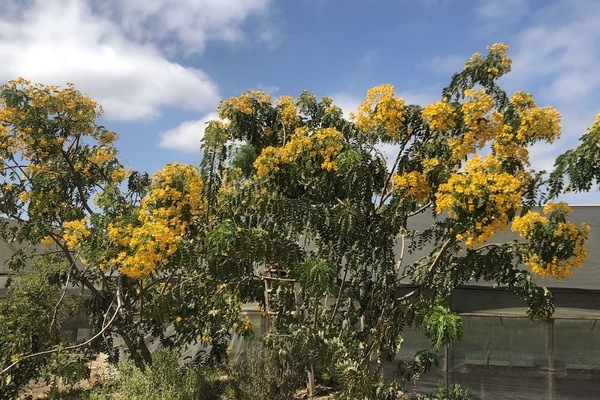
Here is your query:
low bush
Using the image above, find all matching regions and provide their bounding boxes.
[227,342,305,400]
[89,348,221,400]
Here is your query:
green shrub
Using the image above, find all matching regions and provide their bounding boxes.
[228,342,305,400]
[90,348,220,400]
[427,381,471,400]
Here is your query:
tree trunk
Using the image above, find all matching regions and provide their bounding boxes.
[120,331,153,369]
[307,365,315,397]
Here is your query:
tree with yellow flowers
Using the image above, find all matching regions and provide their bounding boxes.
[200,43,592,398]
[0,80,254,397]
[0,43,596,398]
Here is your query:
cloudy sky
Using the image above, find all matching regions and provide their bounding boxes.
[1,0,598,203]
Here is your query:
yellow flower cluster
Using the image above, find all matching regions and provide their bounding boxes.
[242,315,253,332]
[591,112,600,130]
[313,128,345,171]
[253,146,280,178]
[108,163,205,278]
[517,106,561,143]
[449,89,502,160]
[509,91,535,109]
[511,211,548,238]
[423,157,440,173]
[391,171,430,202]
[543,201,572,215]
[218,91,272,118]
[253,127,344,179]
[110,166,131,183]
[487,43,512,76]
[353,84,405,140]
[491,125,529,165]
[511,203,589,279]
[275,95,300,127]
[465,43,512,78]
[0,78,113,159]
[0,123,11,152]
[62,217,90,248]
[89,147,116,165]
[422,101,456,132]
[40,235,55,245]
[492,91,561,166]
[98,130,117,146]
[436,155,523,248]
[24,189,66,219]
[1,79,121,225]
[232,316,254,334]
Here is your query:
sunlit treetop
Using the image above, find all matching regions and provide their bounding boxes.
[0,78,125,244]
[352,83,406,142]
[204,43,589,281]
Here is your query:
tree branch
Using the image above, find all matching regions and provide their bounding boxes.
[49,264,73,331]
[1,287,121,377]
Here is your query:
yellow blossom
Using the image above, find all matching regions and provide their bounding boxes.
[62,217,90,248]
[392,171,430,202]
[449,89,503,160]
[353,84,405,140]
[422,101,456,132]
[108,163,205,278]
[253,126,344,179]
[276,95,300,127]
[437,155,523,247]
[512,205,589,279]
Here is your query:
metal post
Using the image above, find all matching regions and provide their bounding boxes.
[545,318,556,400]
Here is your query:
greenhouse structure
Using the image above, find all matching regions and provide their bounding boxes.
[396,205,600,399]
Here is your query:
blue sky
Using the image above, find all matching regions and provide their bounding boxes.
[0,0,599,203]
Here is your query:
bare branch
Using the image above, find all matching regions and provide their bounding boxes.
[1,287,122,377]
[49,264,73,331]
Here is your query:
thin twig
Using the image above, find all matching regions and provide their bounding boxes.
[1,287,122,376]
[330,267,349,323]
[49,264,73,331]
[428,238,452,274]
[408,202,432,217]
[377,136,411,209]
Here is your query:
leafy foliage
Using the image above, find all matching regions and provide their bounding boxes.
[0,79,256,395]
[0,42,597,397]
[90,348,221,400]
[228,342,305,400]
[549,113,600,195]
[0,262,84,398]
[197,42,593,394]
[424,306,463,351]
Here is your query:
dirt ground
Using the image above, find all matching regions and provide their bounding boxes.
[18,354,109,399]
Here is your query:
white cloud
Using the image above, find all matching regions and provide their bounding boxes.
[500,1,600,179]
[417,54,466,76]
[396,89,439,107]
[0,0,272,122]
[329,92,361,119]
[159,113,218,152]
[101,0,273,55]
[507,1,600,104]
[477,0,529,20]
